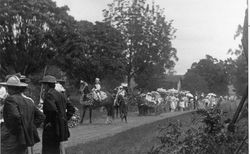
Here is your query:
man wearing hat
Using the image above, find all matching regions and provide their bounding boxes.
[0,75,45,154]
[40,75,75,154]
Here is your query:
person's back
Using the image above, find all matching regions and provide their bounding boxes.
[2,92,44,154]
[44,88,74,141]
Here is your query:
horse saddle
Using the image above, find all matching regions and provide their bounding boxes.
[93,91,108,102]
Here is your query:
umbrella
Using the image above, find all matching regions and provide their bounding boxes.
[207,93,216,97]
[180,90,190,95]
[167,88,178,93]
[186,93,193,97]
[157,88,167,93]
[151,91,160,96]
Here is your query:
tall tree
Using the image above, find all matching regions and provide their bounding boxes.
[0,0,76,79]
[226,9,248,96]
[182,71,209,95]
[103,0,178,91]
[56,21,127,86]
[185,55,229,96]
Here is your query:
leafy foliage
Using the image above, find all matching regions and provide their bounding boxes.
[183,55,229,96]
[0,0,76,79]
[103,0,178,90]
[182,71,209,95]
[224,56,248,96]
[225,8,248,96]
[149,108,248,154]
[55,20,127,86]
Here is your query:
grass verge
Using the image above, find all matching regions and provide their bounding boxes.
[66,112,195,154]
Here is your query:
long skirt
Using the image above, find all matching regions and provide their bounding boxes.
[42,124,60,154]
[1,125,27,154]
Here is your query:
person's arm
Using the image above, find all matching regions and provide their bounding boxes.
[66,100,75,120]
[34,106,45,127]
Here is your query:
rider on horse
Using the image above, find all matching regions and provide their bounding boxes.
[93,78,102,102]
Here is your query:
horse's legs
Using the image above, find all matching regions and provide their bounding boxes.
[124,113,127,123]
[89,107,92,124]
[116,106,119,118]
[80,105,86,124]
[105,105,113,124]
[119,106,123,121]
[125,105,128,123]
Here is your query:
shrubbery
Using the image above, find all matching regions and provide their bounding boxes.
[149,107,248,154]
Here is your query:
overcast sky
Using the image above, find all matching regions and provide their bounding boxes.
[55,0,246,75]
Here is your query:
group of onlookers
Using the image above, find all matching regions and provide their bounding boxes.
[0,74,75,154]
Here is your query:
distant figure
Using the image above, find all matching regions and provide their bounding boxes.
[40,75,75,154]
[93,78,101,101]
[1,76,45,154]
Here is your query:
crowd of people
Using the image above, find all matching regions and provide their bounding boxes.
[0,73,239,154]
[136,88,235,114]
[0,74,75,154]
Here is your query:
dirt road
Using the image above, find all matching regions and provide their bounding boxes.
[33,111,192,154]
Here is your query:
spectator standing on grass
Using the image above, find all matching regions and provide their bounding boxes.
[16,73,40,154]
[40,75,75,154]
[1,75,45,154]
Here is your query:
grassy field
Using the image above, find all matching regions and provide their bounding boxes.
[66,96,247,154]
[66,112,195,154]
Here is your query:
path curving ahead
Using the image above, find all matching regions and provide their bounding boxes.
[33,111,192,154]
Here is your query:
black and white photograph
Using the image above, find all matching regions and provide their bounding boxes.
[0,0,248,153]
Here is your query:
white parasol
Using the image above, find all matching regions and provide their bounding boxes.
[157,88,168,93]
[167,88,178,93]
[207,93,216,97]
[186,93,193,97]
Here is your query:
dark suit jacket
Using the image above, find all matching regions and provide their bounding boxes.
[43,88,75,142]
[2,94,45,148]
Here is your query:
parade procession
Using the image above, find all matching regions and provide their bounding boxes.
[0,0,248,154]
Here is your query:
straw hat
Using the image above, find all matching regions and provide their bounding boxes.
[39,75,57,84]
[95,78,100,83]
[5,73,31,83]
[0,75,28,87]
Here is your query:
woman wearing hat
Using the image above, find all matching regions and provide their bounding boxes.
[1,76,45,154]
[40,75,75,154]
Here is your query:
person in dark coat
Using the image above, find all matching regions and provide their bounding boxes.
[40,75,75,154]
[0,75,45,154]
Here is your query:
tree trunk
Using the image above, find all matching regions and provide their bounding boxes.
[230,86,248,126]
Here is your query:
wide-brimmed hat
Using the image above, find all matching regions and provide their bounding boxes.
[5,73,31,83]
[0,75,28,87]
[39,75,57,84]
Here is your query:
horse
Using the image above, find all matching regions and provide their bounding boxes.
[137,94,159,116]
[113,87,128,122]
[79,82,114,124]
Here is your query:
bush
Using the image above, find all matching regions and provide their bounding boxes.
[149,107,248,154]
